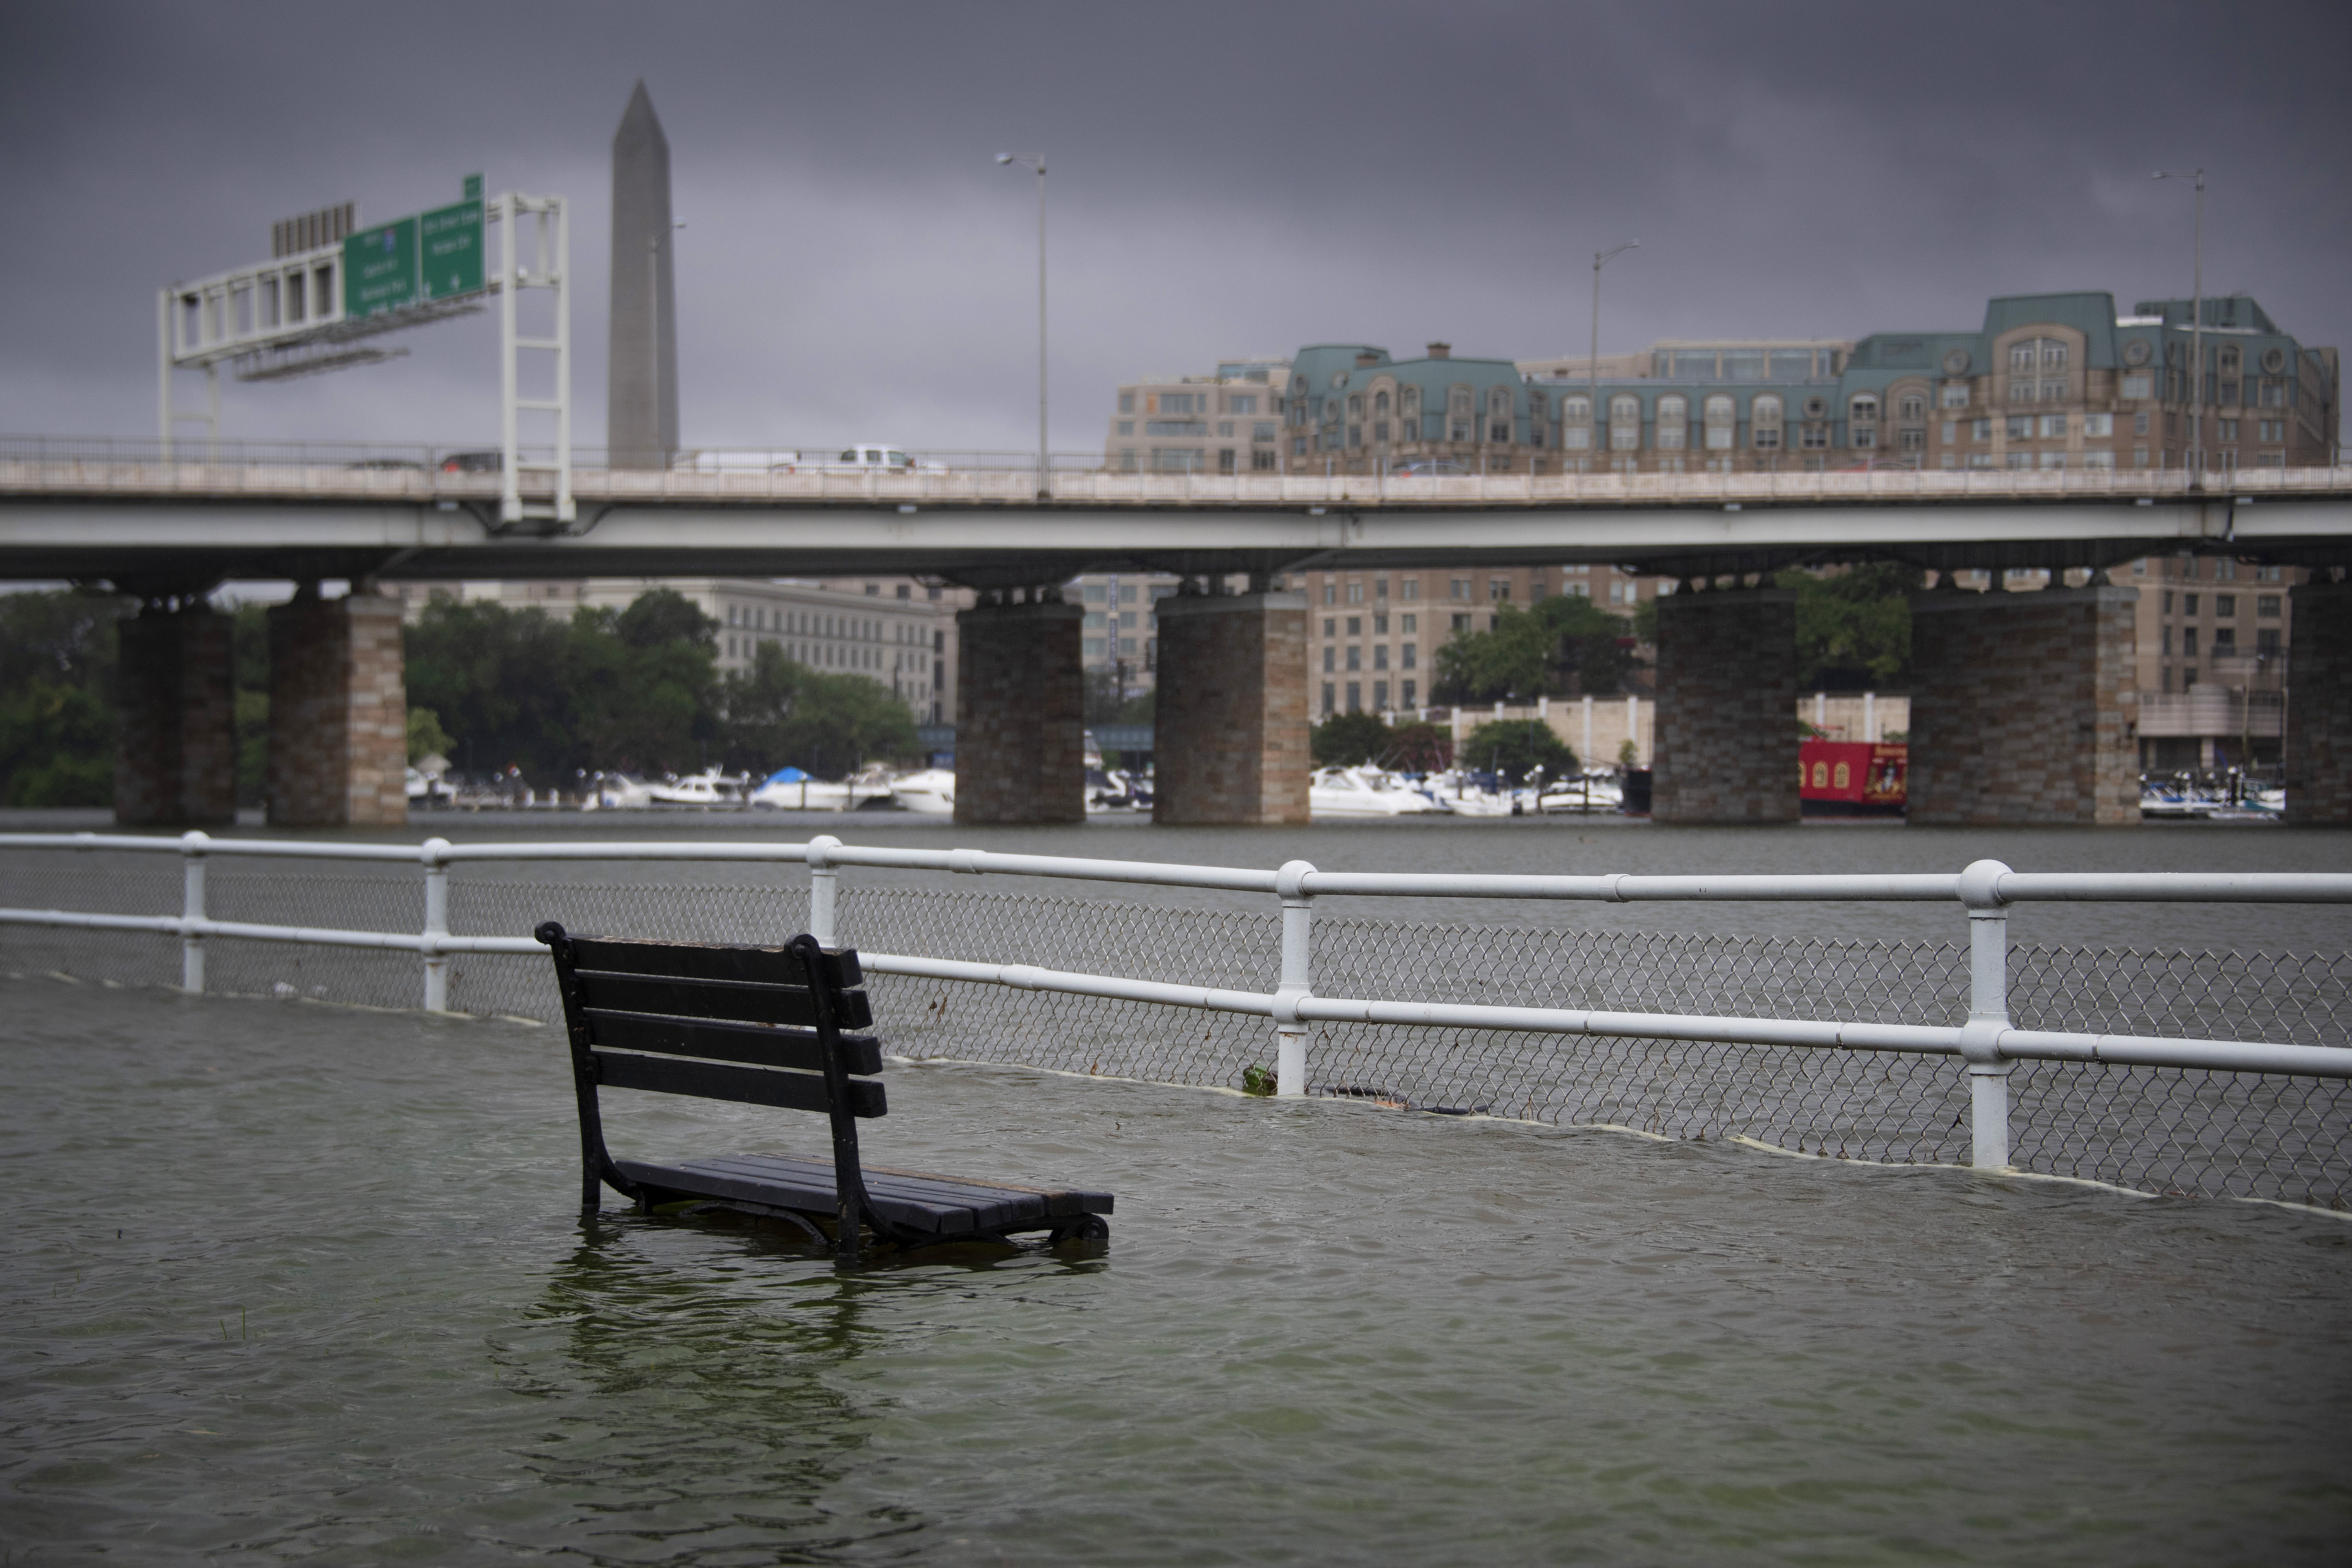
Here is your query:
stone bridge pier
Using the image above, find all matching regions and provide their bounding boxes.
[2286,576,2352,826]
[114,600,237,827]
[1650,583,1800,824]
[1905,580,2140,825]
[264,588,408,827]
[953,592,1086,825]
[1152,585,1310,825]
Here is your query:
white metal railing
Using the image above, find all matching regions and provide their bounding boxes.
[4,448,2349,510]
[5,833,2352,1176]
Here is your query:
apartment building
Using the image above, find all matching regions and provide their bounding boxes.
[1105,357,1290,474]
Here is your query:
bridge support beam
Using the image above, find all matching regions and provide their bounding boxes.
[1153,588,1311,825]
[1907,583,2140,825]
[266,590,408,827]
[953,594,1084,825]
[1652,586,1799,824]
[2286,578,2352,825]
[114,603,236,827]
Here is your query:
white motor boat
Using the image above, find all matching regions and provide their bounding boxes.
[750,768,855,810]
[403,766,452,807]
[1537,771,1625,814]
[586,773,657,809]
[645,769,750,808]
[891,768,956,815]
[1310,766,1447,819]
[1426,769,1512,816]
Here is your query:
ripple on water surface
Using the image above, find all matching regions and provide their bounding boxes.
[2,977,2349,1565]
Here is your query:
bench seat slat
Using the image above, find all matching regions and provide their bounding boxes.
[591,1051,887,1117]
[574,970,875,1030]
[584,1010,884,1075]
[615,1153,1113,1236]
[568,936,863,988]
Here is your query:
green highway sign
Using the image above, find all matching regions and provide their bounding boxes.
[420,199,485,300]
[343,217,417,317]
[462,172,483,201]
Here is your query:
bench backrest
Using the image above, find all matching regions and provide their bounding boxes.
[536,922,887,1236]
[541,926,887,1118]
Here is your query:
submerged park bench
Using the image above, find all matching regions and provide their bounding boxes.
[536,923,1112,1261]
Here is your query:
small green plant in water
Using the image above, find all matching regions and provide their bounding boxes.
[1240,1063,1277,1097]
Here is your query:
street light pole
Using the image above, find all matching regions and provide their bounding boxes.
[2154,170,2203,475]
[997,152,1048,498]
[1591,241,1638,462]
[649,220,686,466]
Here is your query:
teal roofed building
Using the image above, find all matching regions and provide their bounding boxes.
[1258,293,2335,477]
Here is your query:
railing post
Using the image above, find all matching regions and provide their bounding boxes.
[1274,860,1315,1097]
[420,837,451,1012]
[808,834,841,946]
[179,830,208,994]
[1957,858,2016,1170]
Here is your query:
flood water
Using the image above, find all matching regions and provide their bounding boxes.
[4,973,2350,1563]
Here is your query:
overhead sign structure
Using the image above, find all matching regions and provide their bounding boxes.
[161,174,569,525]
[420,198,485,300]
[343,216,419,317]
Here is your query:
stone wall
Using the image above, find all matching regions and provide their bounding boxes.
[1907,584,2139,825]
[1153,591,1310,825]
[953,597,1084,825]
[266,593,408,827]
[114,606,236,826]
[1652,588,1799,823]
[2286,580,2352,826]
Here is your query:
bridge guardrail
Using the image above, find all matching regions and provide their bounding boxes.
[5,443,2349,509]
[2,830,2347,1209]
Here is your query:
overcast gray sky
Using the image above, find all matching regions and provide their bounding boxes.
[3,0,2345,456]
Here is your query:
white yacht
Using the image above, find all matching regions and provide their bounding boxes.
[1310,766,1447,819]
[645,769,750,807]
[890,768,956,815]
[586,773,657,810]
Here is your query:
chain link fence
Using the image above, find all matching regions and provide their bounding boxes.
[3,857,2346,1209]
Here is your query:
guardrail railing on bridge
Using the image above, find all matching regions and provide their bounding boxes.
[3,831,2348,1209]
[6,439,2349,509]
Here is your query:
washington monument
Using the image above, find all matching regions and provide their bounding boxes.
[608,81,678,468]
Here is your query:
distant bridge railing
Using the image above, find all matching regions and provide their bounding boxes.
[5,438,2349,510]
[3,831,2349,1210]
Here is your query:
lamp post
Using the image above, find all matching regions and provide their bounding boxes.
[2154,169,2202,475]
[1590,241,1638,462]
[996,152,1048,498]
[648,220,686,466]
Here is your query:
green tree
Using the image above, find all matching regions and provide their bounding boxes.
[406,705,454,763]
[1772,563,1920,688]
[0,590,128,807]
[1432,595,1635,703]
[402,590,724,783]
[720,642,917,777]
[1460,719,1576,782]
[1311,711,1393,767]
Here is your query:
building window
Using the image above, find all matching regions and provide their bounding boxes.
[2039,414,2067,438]
[1800,425,1827,449]
[1609,394,1640,449]
[2257,595,2281,617]
[1898,393,1926,421]
[1345,646,1361,671]
[2122,373,2153,399]
[2082,413,2112,436]
[2219,418,2239,441]
[2216,594,2236,618]
[1489,579,1510,602]
[1322,682,1336,715]
[1254,422,1276,442]
[1373,421,1390,444]
[1451,612,1470,632]
[2182,627,2198,657]
[1402,387,1421,421]
[1373,645,1389,671]
[2010,378,2037,404]
[1654,394,1687,450]
[1702,394,1734,450]
[2257,628,2281,656]
[1252,450,1277,471]
[1401,643,1416,669]
[1230,394,1258,415]
[2006,414,2031,441]
[1116,421,1133,436]
[1118,393,1134,414]
[1898,427,1925,452]
[1941,384,1970,408]
[1402,580,1419,602]
[1322,647,1335,672]
[1345,682,1361,713]
[1450,578,1470,600]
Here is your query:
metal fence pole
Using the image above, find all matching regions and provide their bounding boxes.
[1274,859,1316,1096]
[179,830,208,993]
[808,834,841,946]
[1957,858,2015,1168]
[420,837,451,1012]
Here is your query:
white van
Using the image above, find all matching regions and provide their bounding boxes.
[777,445,944,475]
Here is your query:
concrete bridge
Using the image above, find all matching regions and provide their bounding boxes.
[6,452,2351,832]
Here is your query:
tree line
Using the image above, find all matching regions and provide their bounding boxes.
[0,587,921,808]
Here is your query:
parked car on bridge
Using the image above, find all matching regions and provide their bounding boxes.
[438,449,502,474]
[1391,460,1472,477]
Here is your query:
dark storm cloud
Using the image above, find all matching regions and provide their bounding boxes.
[2,0,2344,453]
